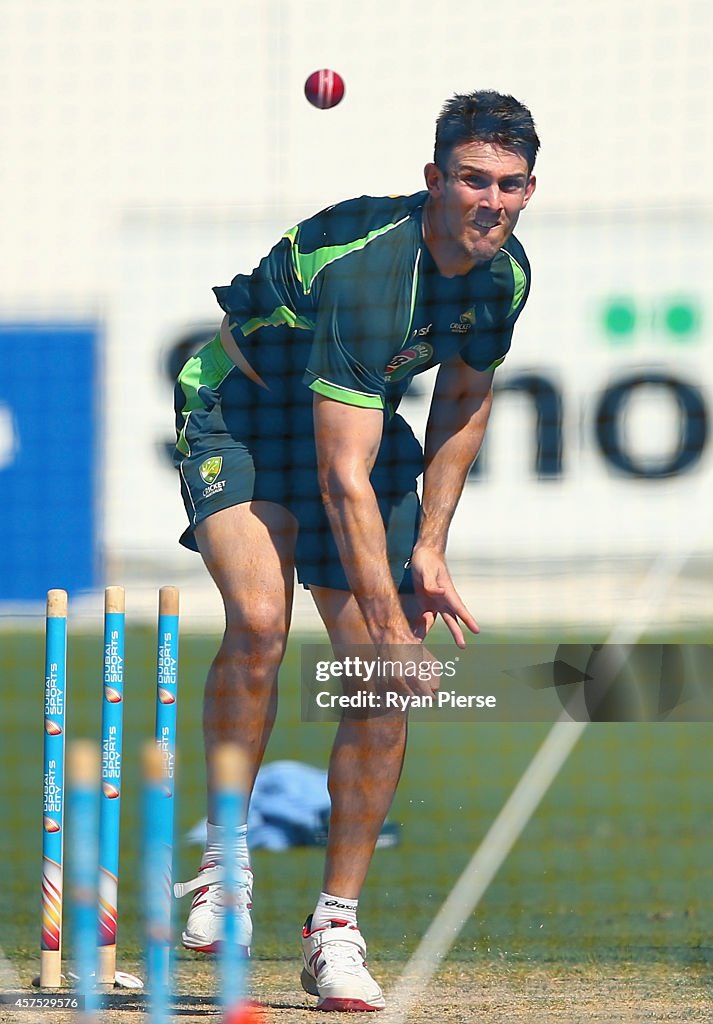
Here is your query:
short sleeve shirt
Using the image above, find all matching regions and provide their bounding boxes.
[213,192,531,411]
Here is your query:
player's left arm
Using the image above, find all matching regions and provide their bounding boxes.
[408,355,495,645]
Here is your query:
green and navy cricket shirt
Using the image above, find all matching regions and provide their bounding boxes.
[212,190,531,412]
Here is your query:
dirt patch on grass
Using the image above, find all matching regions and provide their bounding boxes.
[2,957,711,1023]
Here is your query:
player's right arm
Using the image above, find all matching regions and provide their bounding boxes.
[313,394,439,696]
[313,395,413,645]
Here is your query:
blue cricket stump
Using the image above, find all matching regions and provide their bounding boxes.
[97,586,126,986]
[213,743,250,1017]
[149,586,180,1018]
[67,740,101,1018]
[40,589,68,989]
[143,743,174,1024]
[155,586,179,823]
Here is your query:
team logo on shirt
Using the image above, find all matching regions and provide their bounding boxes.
[384,342,433,382]
[450,307,476,334]
[199,457,223,485]
[412,323,433,338]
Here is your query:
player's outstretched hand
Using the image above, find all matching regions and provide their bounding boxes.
[406,547,479,648]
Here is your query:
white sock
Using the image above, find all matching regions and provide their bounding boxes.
[311,891,359,930]
[202,820,249,869]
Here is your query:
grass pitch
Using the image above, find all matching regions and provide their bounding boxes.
[1,621,712,1020]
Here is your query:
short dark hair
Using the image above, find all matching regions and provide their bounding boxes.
[434,91,540,174]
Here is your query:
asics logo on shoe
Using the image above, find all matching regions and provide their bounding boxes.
[191,885,210,909]
[324,900,354,910]
[309,950,327,976]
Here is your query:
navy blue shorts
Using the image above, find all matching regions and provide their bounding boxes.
[174,338,422,592]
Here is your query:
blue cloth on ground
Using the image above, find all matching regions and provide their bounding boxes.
[185,760,400,851]
[186,760,330,851]
[248,760,331,850]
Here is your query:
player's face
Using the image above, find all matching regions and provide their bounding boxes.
[424,141,536,272]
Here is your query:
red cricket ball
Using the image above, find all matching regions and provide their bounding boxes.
[223,1002,265,1024]
[304,69,345,109]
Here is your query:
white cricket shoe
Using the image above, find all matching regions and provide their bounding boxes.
[173,861,253,955]
[301,915,385,1012]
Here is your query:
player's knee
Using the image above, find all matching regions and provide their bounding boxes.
[222,601,289,668]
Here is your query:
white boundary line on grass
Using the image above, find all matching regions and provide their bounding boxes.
[383,535,704,1023]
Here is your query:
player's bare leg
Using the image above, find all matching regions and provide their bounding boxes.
[175,500,297,954]
[310,585,409,899]
[196,500,298,817]
[300,585,404,1010]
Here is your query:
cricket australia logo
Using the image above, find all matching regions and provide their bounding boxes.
[199,456,226,498]
[384,341,433,382]
[450,307,476,334]
[199,457,223,485]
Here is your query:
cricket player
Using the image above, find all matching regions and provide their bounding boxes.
[173,90,538,1011]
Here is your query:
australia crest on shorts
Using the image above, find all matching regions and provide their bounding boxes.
[199,456,223,485]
